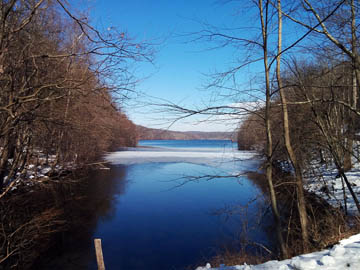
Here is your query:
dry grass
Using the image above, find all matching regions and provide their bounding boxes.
[272,168,360,257]
[201,169,360,269]
[208,246,272,268]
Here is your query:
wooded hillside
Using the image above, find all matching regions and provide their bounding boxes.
[0,0,151,190]
[136,125,236,140]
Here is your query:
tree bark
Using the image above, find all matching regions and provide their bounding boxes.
[260,0,288,259]
[340,169,360,213]
[276,0,309,253]
[344,0,358,171]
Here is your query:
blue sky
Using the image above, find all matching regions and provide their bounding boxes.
[89,0,298,132]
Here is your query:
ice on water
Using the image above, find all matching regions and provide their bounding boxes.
[105,146,258,172]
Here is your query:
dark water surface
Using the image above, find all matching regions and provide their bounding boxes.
[39,140,272,270]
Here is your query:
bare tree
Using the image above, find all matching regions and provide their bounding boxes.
[0,0,153,189]
[275,0,309,253]
[282,0,359,169]
[147,0,291,258]
[286,59,360,214]
[279,0,360,214]
[257,0,289,258]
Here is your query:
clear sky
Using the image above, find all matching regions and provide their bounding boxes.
[89,0,292,132]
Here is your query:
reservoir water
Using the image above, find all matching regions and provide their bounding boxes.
[38,140,272,270]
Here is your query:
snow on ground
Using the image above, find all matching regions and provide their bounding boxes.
[305,160,360,215]
[195,158,360,270]
[195,233,360,270]
[5,163,62,192]
[3,153,73,193]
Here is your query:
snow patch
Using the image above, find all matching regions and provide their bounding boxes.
[196,157,360,270]
[195,232,360,269]
[305,160,360,215]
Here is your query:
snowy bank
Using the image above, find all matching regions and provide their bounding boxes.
[196,233,360,270]
[195,158,360,270]
[306,161,360,215]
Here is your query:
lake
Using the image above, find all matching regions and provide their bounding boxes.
[36,140,272,270]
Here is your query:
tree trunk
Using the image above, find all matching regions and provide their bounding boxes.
[276,0,309,253]
[340,169,360,214]
[260,0,288,259]
[344,1,358,171]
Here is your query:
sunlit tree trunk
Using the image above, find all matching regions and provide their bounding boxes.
[276,0,309,253]
[259,0,288,259]
[344,0,358,171]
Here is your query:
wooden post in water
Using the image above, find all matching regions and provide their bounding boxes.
[94,238,106,270]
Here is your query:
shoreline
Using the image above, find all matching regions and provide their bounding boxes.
[196,158,360,269]
[2,141,360,270]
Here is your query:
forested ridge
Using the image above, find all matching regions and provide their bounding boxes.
[136,125,235,140]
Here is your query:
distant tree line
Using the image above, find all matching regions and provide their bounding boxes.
[136,125,235,140]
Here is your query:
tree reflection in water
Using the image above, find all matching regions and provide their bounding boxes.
[34,163,273,270]
[33,165,128,270]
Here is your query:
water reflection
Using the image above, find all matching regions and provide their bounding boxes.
[33,166,128,270]
[90,162,270,270]
[34,162,273,270]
